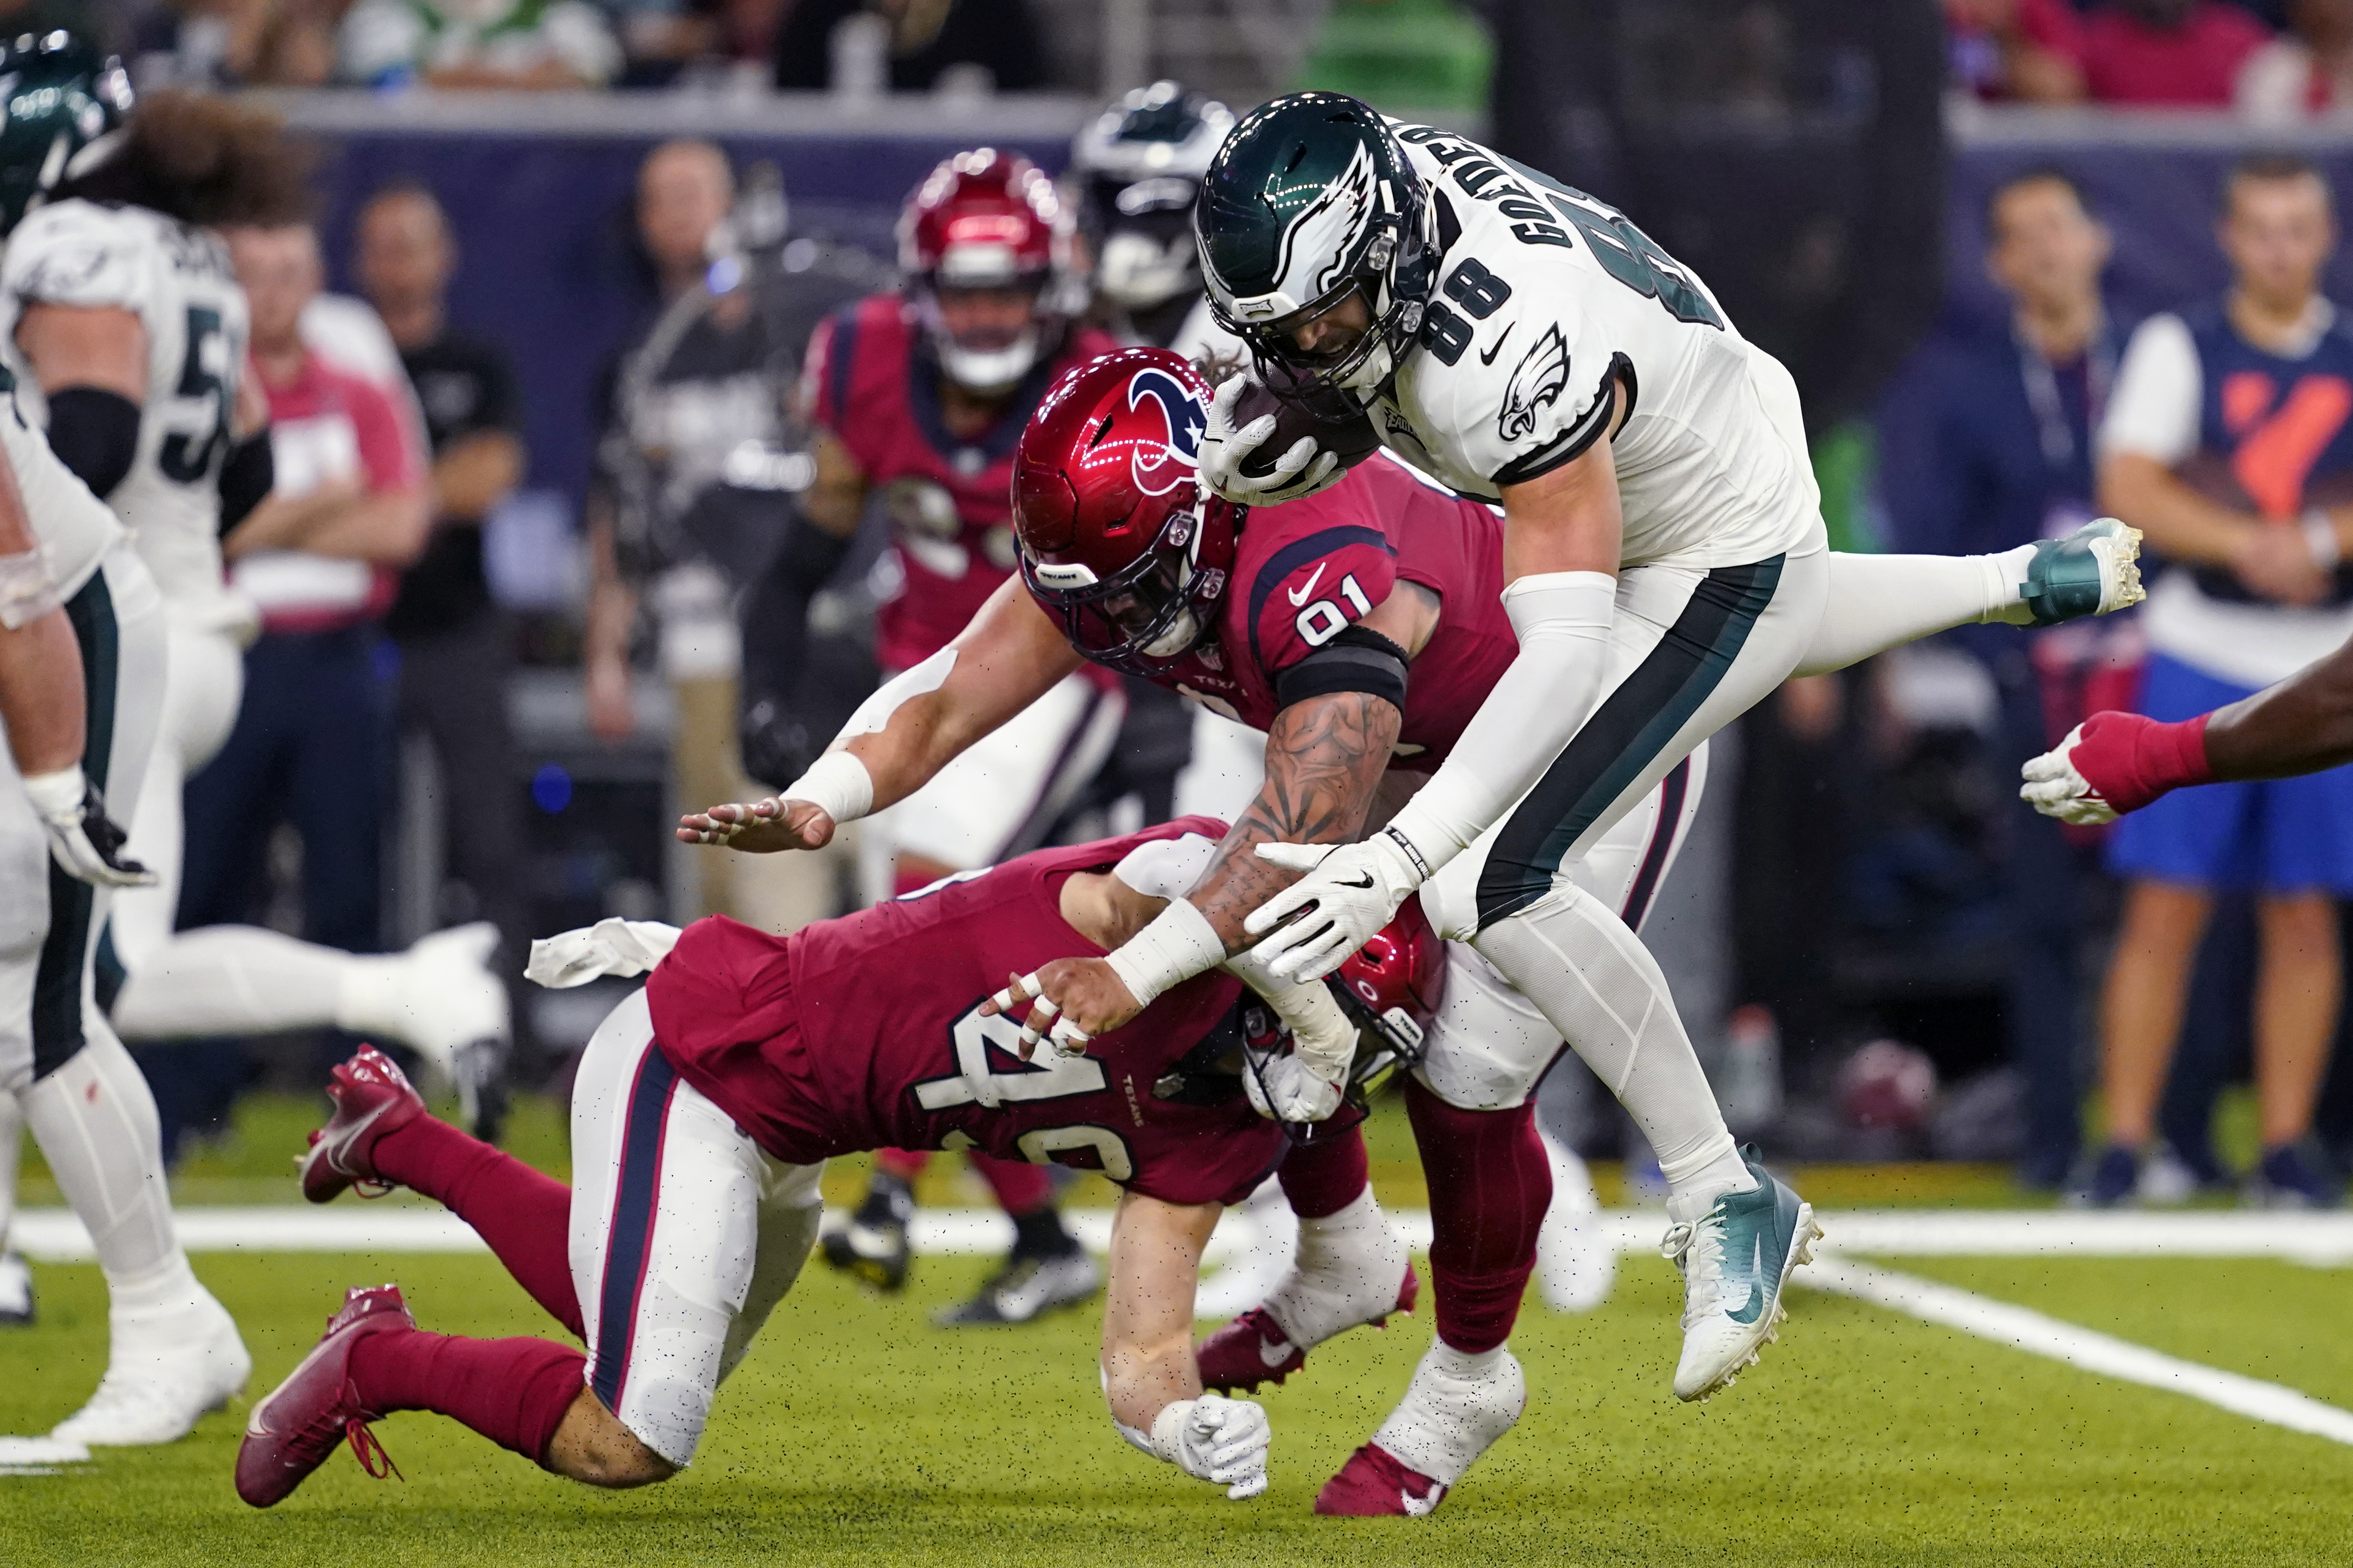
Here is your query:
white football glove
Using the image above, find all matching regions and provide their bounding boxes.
[2019,724,2118,826]
[1154,1394,1271,1500]
[1242,832,1424,982]
[1243,1048,1346,1124]
[1198,376,1344,506]
[23,768,154,888]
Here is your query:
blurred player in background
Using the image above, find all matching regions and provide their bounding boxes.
[240,820,1376,1510]
[0,74,511,1182]
[741,148,1123,1325]
[0,39,252,1442]
[2033,156,2353,1208]
[584,139,881,928]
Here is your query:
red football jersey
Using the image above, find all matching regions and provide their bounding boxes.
[805,294,1121,672]
[1145,453,1519,772]
[644,818,1283,1207]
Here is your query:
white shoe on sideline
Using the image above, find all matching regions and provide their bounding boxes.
[52,1290,251,1446]
[1536,1128,1614,1312]
[0,1250,32,1326]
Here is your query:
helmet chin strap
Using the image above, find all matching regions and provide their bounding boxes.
[937,330,1042,396]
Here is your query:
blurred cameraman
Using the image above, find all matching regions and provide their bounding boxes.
[582,140,880,922]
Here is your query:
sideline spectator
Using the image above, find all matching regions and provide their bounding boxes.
[1944,0,2088,102]
[2079,0,2272,107]
[1885,169,2122,1187]
[771,0,1046,92]
[338,0,622,87]
[355,180,536,1038]
[184,222,429,1017]
[2237,0,2353,120]
[582,140,877,925]
[2087,156,2353,1208]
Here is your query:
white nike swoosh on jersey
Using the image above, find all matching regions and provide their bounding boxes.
[1287,564,1327,606]
[1258,1335,1295,1368]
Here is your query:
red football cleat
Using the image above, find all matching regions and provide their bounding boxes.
[301,1046,426,1204]
[235,1286,414,1510]
[1196,1263,1418,1394]
[1315,1442,1449,1518]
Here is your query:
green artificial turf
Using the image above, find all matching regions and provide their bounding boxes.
[1,1246,2348,1566]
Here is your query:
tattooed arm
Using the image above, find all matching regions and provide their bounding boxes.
[986,582,1443,1044]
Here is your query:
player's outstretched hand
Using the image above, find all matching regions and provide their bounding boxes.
[1242,834,1422,982]
[1162,1394,1271,1500]
[676,796,835,852]
[1199,376,1341,506]
[2019,724,2119,826]
[980,958,1143,1058]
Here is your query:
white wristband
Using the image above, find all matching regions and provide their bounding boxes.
[1104,896,1227,1008]
[21,766,85,822]
[781,750,873,826]
[2304,510,2342,571]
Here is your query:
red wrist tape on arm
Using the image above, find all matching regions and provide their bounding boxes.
[2074,710,2214,814]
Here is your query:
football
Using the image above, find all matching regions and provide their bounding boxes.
[1232,378,1384,481]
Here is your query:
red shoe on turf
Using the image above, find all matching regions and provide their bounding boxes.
[236,1285,413,1508]
[1315,1442,1448,1517]
[301,1046,426,1203]
[1196,1264,1419,1394]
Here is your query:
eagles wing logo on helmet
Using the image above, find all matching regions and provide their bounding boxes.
[1125,366,1207,496]
[1499,324,1572,443]
[1272,140,1378,312]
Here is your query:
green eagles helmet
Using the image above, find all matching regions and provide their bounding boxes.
[0,32,132,236]
[1196,92,1434,421]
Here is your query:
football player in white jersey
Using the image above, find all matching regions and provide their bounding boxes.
[0,61,503,1348]
[0,32,252,1442]
[988,93,2146,1504]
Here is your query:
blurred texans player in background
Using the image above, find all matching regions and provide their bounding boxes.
[239,819,1388,1510]
[736,148,1123,1326]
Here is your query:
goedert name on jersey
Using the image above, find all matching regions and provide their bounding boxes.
[0,199,248,604]
[1371,124,1820,568]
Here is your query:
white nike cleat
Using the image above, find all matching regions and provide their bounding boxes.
[392,922,510,1134]
[53,1289,252,1446]
[1661,1145,1821,1402]
[1536,1127,1615,1313]
[1316,1340,1526,1516]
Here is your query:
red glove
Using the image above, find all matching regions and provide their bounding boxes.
[2066,710,2215,814]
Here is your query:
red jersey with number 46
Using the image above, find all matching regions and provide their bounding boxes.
[805,294,1120,671]
[644,818,1281,1207]
[1143,452,1520,772]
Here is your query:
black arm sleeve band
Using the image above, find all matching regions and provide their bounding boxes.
[217,430,273,534]
[739,510,857,703]
[1273,624,1411,713]
[44,386,142,500]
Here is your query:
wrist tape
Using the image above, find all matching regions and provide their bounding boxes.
[781,751,873,826]
[1105,897,1227,1008]
[21,766,85,823]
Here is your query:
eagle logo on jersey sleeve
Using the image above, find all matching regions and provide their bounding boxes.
[1125,366,1207,496]
[1498,323,1571,443]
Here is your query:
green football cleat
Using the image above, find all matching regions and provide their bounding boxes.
[1661,1146,1822,1402]
[2016,516,2145,626]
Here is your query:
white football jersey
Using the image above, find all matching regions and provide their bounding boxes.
[0,199,250,610]
[1372,124,1821,570]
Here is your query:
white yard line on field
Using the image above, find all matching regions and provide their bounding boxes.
[1796,1254,2353,1447]
[12,1206,2353,1262]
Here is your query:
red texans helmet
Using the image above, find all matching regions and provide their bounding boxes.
[1330,892,1444,1078]
[1013,346,1239,676]
[898,148,1076,394]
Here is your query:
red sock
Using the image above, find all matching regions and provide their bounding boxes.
[875,1148,931,1182]
[1405,1078,1549,1355]
[349,1330,585,1470]
[971,1151,1054,1212]
[1277,1122,1370,1220]
[373,1118,583,1338]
